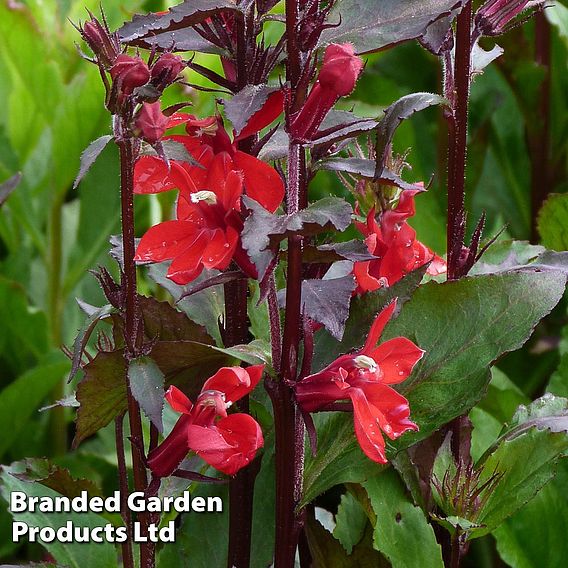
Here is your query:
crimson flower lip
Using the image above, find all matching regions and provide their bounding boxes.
[148,365,265,478]
[353,189,446,294]
[295,300,423,463]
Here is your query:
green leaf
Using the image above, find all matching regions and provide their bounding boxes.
[493,461,568,568]
[128,356,166,433]
[538,193,568,251]
[147,264,225,346]
[320,0,465,54]
[208,339,272,366]
[0,462,116,568]
[364,469,444,568]
[0,354,68,459]
[472,395,568,538]
[384,271,567,444]
[303,412,385,506]
[333,491,368,555]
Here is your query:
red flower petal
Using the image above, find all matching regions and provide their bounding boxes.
[187,414,264,475]
[362,383,419,439]
[233,151,284,213]
[349,387,388,463]
[166,230,210,284]
[165,386,193,414]
[134,220,202,263]
[235,90,284,141]
[362,301,397,355]
[134,156,177,194]
[147,414,192,478]
[202,227,239,270]
[370,337,424,384]
[202,365,264,404]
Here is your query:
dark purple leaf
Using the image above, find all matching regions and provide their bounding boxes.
[128,356,165,433]
[74,350,127,447]
[73,135,113,190]
[317,240,377,262]
[419,15,454,54]
[277,276,356,340]
[119,0,242,44]
[375,93,447,176]
[141,139,203,168]
[241,196,353,280]
[133,27,225,54]
[318,157,427,192]
[310,118,378,147]
[314,265,428,369]
[320,0,466,54]
[67,302,117,383]
[10,458,102,498]
[178,270,245,301]
[0,172,21,207]
[301,276,356,340]
[224,84,279,137]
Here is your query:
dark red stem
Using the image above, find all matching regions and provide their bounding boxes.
[269,1,308,550]
[117,129,152,568]
[115,414,134,568]
[446,2,472,280]
[226,8,261,564]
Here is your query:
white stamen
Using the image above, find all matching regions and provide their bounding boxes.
[191,190,217,205]
[354,355,378,371]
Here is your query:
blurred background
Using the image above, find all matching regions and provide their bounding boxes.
[0,0,567,565]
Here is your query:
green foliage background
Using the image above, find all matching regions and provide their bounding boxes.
[0,0,568,566]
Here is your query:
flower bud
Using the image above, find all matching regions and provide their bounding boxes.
[81,17,120,68]
[475,0,539,36]
[110,54,150,95]
[134,102,169,144]
[318,43,364,97]
[150,53,185,91]
[290,43,363,140]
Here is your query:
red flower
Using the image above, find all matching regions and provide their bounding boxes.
[353,189,446,294]
[133,97,284,214]
[148,365,264,477]
[135,102,169,144]
[295,301,422,463]
[134,152,256,283]
[291,43,363,140]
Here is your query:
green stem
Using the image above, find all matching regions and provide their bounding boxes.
[48,192,67,456]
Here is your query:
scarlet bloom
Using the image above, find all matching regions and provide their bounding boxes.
[134,101,285,214]
[353,189,446,294]
[135,152,255,283]
[295,301,422,463]
[291,43,364,140]
[134,102,169,144]
[148,365,264,477]
[110,54,150,95]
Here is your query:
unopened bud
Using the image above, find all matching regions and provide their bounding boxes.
[475,0,540,36]
[134,102,169,144]
[318,43,364,97]
[81,18,120,68]
[150,53,185,91]
[110,54,150,95]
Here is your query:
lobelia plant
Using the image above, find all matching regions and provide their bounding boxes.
[3,1,568,568]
